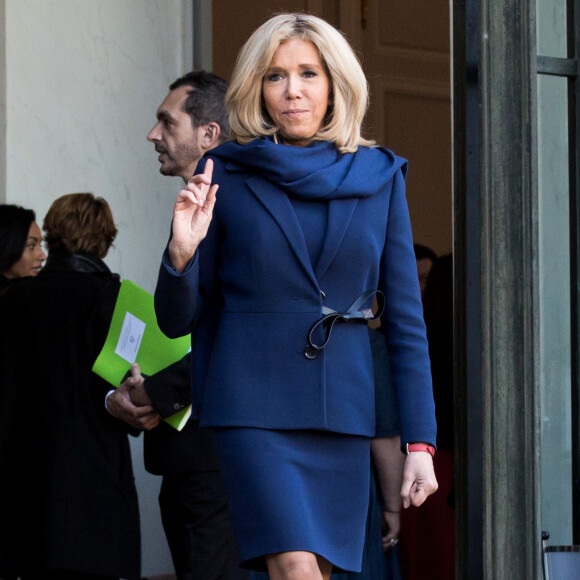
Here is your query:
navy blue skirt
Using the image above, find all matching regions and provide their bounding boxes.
[213,428,371,573]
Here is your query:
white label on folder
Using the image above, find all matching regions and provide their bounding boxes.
[114,312,146,364]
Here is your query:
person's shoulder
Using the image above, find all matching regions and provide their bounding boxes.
[201,141,256,183]
[198,143,235,175]
[0,276,33,304]
[86,270,120,300]
[357,145,407,170]
[204,140,250,167]
[350,145,408,185]
[52,266,120,300]
[65,270,120,318]
[0,276,39,329]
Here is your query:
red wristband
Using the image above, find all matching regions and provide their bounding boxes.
[406,443,435,457]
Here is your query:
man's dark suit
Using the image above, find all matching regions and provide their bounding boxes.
[142,354,247,580]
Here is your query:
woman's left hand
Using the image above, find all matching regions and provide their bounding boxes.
[381,510,400,551]
[400,451,438,508]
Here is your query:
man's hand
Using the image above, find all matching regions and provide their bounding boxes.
[106,364,161,430]
[401,451,438,508]
[128,369,153,407]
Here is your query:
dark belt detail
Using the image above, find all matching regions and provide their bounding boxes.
[303,290,385,360]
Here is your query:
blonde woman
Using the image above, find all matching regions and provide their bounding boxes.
[155,13,438,580]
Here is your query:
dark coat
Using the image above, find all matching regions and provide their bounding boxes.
[0,274,13,297]
[155,138,436,446]
[0,252,140,579]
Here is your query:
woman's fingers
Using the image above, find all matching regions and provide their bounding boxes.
[186,159,214,188]
[204,184,219,211]
[203,157,214,180]
[186,158,213,185]
[186,172,211,186]
[186,174,211,193]
[175,184,218,215]
[178,159,216,208]
[176,186,206,209]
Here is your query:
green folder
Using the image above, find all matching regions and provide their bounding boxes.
[92,279,191,430]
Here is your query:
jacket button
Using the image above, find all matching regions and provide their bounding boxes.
[304,345,319,360]
[173,403,183,410]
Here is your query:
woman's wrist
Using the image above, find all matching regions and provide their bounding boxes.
[382,498,403,513]
[168,240,197,273]
[405,442,436,457]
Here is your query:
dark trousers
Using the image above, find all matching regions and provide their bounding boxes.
[159,471,249,580]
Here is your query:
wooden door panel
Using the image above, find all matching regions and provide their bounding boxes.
[381,90,452,250]
[361,0,452,254]
[212,0,331,79]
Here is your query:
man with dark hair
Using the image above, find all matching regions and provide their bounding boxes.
[168,71,230,140]
[147,70,229,181]
[107,71,246,580]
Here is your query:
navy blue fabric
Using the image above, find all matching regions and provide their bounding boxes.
[369,328,401,438]
[219,332,403,576]
[246,467,402,580]
[154,138,436,446]
[214,428,370,572]
[209,137,408,200]
[289,197,328,268]
[330,467,403,580]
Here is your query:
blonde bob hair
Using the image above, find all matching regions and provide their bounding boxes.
[226,13,374,153]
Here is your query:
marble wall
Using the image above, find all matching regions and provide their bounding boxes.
[4,0,190,293]
[1,0,195,576]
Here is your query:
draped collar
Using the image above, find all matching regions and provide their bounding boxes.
[206,138,407,284]
[207,137,407,201]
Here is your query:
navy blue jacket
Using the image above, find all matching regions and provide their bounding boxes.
[154,138,436,446]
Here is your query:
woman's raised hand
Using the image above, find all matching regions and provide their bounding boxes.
[168,158,219,273]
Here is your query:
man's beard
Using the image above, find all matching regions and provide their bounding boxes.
[158,143,201,178]
[159,159,177,176]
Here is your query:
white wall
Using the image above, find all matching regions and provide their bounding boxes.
[2,0,195,576]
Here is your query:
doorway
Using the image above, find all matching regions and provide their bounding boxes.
[209,1,455,578]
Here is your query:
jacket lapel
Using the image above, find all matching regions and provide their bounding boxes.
[247,176,318,287]
[314,197,359,280]
[247,176,360,286]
